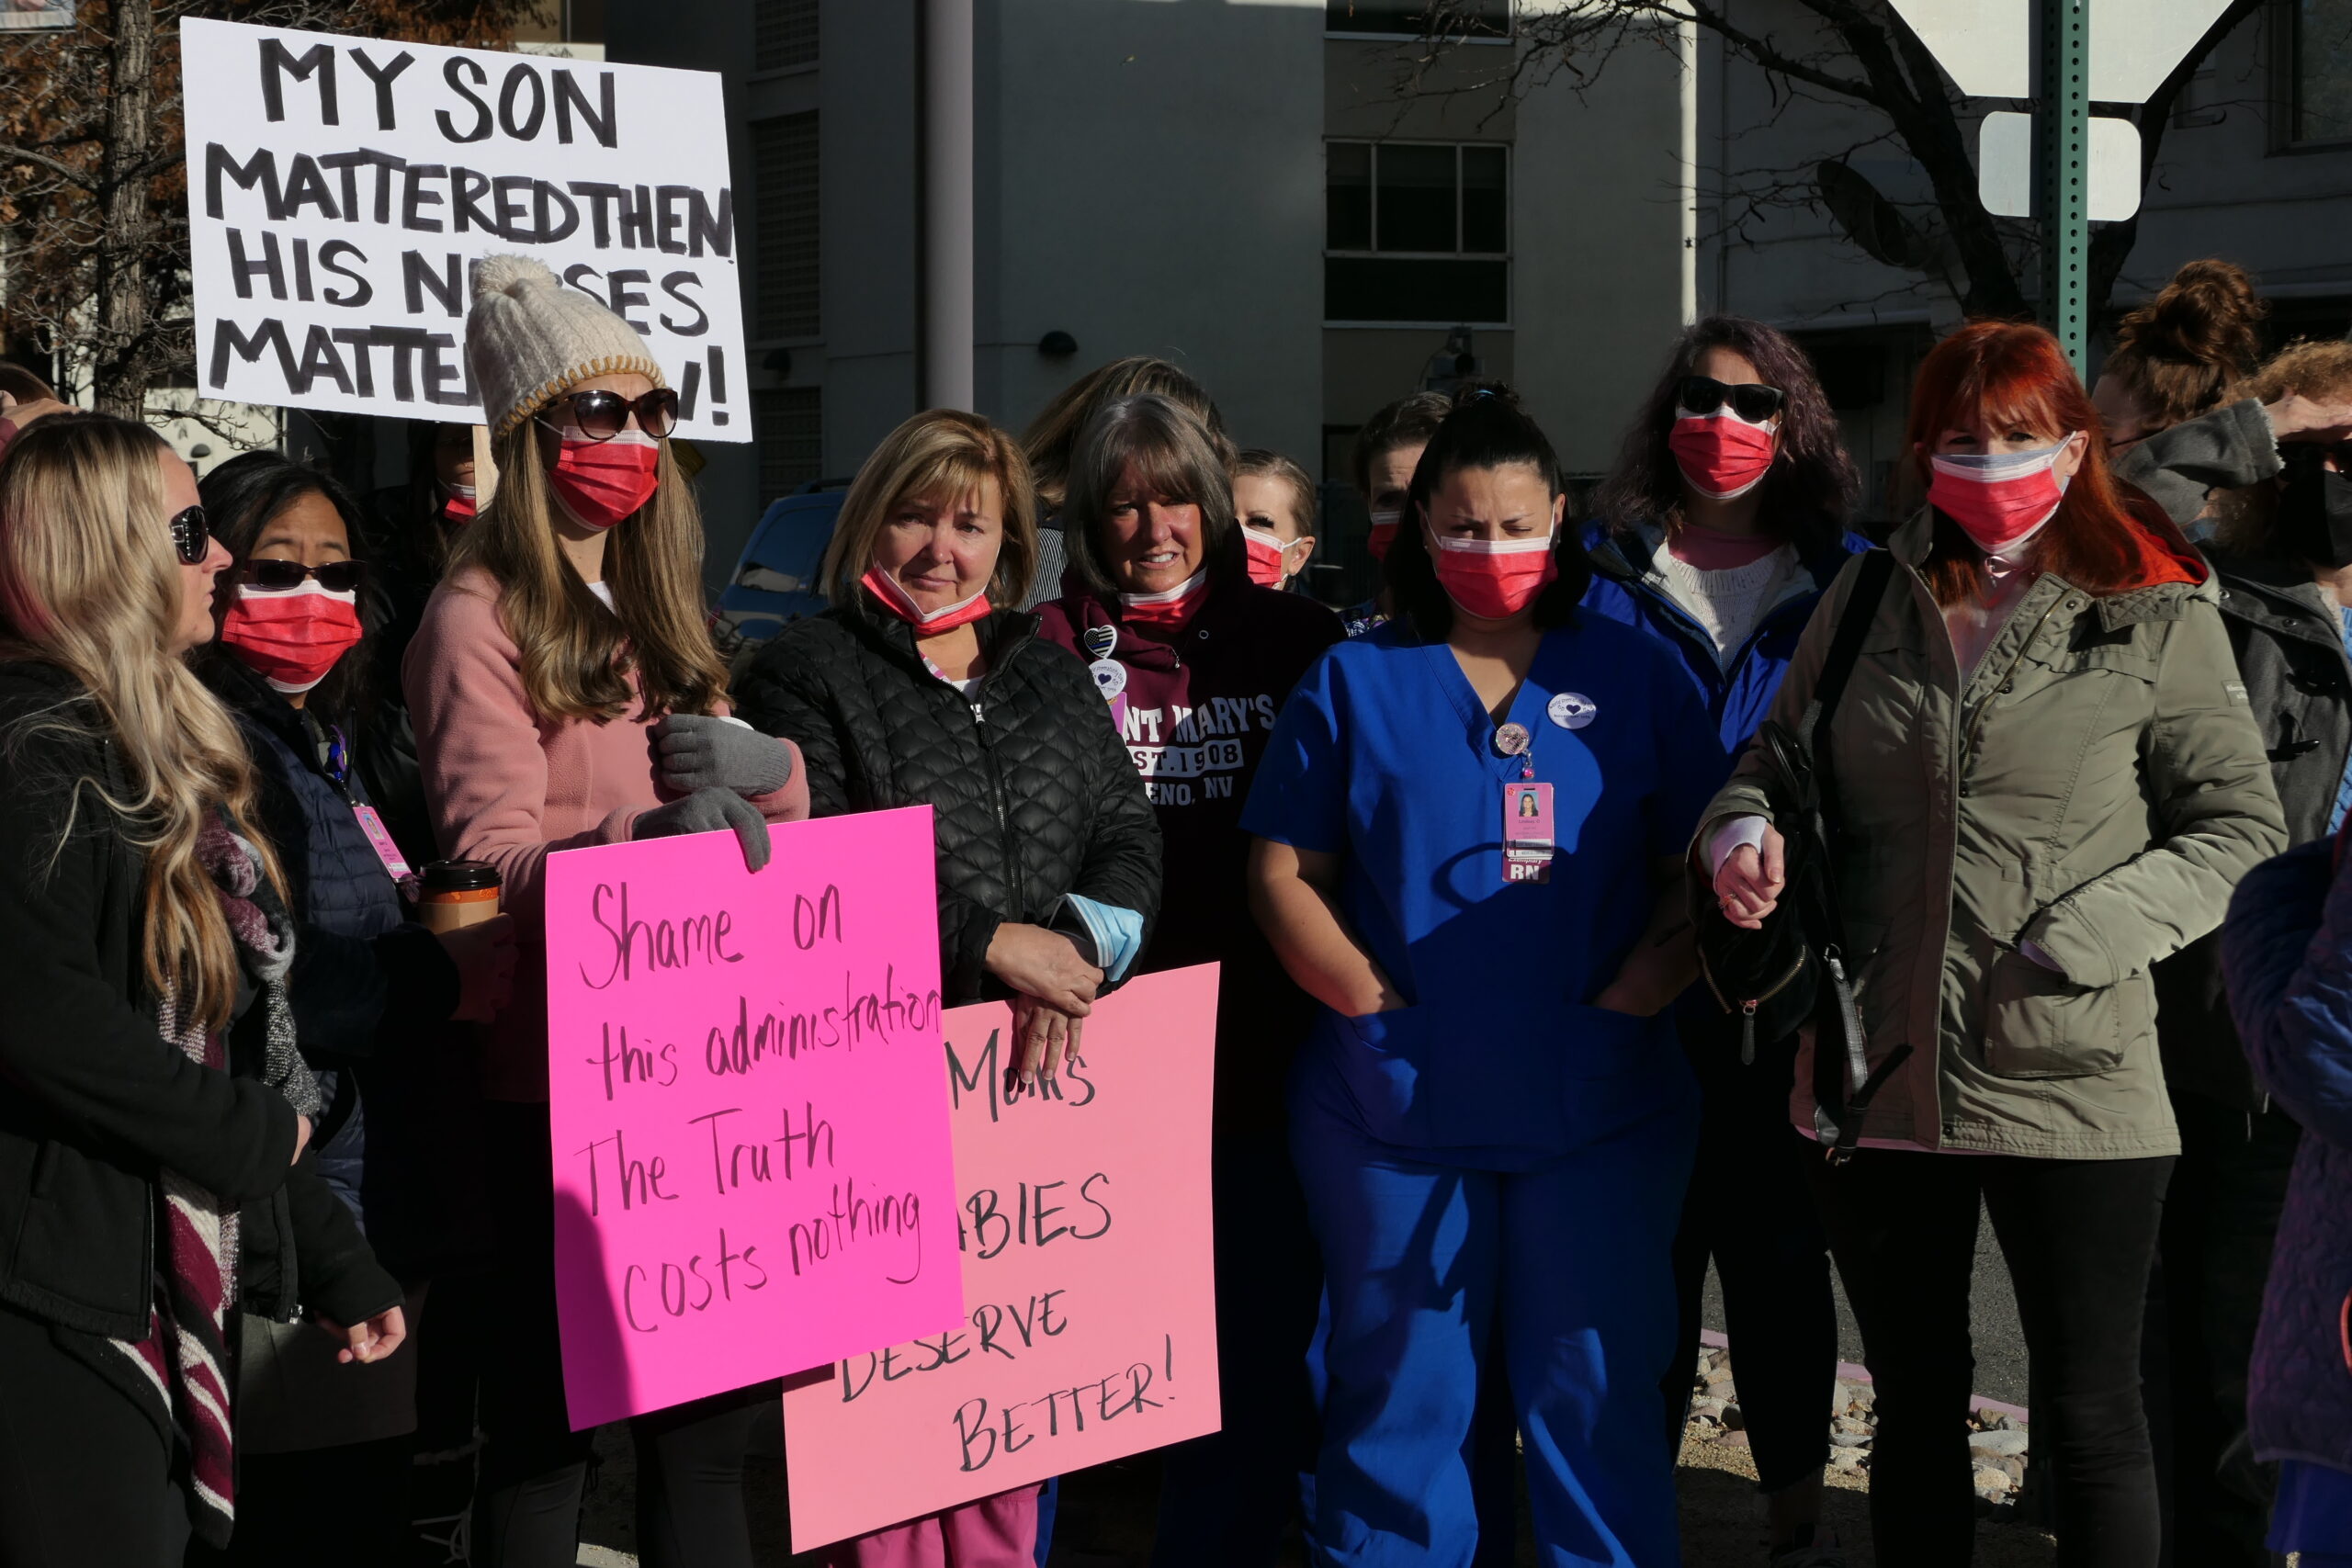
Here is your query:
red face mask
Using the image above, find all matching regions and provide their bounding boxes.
[861,566,992,633]
[1241,525,1292,587]
[545,427,661,530]
[1668,411,1778,501]
[1426,525,1559,620]
[1927,438,2076,556]
[442,481,477,525]
[221,581,363,694]
[1366,509,1401,562]
[1121,566,1212,628]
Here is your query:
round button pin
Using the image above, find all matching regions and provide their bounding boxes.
[1494,722,1532,757]
[1548,692,1598,730]
[1088,660,1127,701]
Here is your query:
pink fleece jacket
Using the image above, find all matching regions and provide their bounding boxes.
[404,566,809,1100]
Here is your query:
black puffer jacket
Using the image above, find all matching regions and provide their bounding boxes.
[736,600,1161,1003]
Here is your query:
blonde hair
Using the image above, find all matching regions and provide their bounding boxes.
[1234,448,1319,539]
[0,413,279,1030]
[2212,339,2352,556]
[446,426,729,724]
[1022,356,1232,516]
[819,410,1040,607]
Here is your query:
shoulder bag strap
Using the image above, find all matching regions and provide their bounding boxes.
[1799,548,1905,1164]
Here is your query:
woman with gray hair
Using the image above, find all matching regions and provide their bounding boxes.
[1036,395,1340,1562]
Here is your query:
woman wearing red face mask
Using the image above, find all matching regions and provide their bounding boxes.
[404,255,811,1568]
[1581,316,1863,1567]
[191,452,516,1568]
[1703,322,2286,1567]
[1245,385,1727,1564]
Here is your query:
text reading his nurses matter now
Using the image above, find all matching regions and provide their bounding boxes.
[543,809,964,1431]
[179,17,751,441]
[781,968,1222,1551]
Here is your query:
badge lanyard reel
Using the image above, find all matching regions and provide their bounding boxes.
[316,718,421,901]
[1496,722,1555,885]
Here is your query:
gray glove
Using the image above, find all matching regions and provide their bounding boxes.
[632,785,773,872]
[650,714,795,799]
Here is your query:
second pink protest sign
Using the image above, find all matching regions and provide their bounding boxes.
[543,806,963,1429]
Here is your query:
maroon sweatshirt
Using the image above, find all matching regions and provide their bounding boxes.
[1035,547,1341,1138]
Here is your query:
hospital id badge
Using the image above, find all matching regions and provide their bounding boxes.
[1502,782,1555,885]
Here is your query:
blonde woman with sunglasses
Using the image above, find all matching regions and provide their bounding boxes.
[0,412,402,1565]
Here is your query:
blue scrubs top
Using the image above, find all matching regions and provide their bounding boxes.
[1243,614,1724,1167]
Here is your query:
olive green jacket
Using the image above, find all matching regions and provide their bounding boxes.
[1700,513,2286,1158]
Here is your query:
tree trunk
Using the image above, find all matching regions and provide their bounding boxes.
[91,0,153,419]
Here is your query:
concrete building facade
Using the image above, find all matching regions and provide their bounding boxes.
[606,0,1694,594]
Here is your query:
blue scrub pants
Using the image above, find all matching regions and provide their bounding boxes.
[1293,1077,1697,1568]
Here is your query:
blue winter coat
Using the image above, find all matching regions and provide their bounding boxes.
[206,658,469,1277]
[2222,838,2352,1474]
[1579,519,1869,759]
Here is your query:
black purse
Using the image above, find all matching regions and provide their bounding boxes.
[1694,548,1911,1163]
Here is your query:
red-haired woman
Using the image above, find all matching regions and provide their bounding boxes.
[1702,322,2284,1565]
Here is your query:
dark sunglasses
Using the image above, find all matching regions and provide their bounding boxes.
[241,558,368,592]
[1678,376,1786,423]
[168,505,210,566]
[540,388,679,442]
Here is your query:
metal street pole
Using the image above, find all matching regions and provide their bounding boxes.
[2036,0,2090,376]
[919,0,976,412]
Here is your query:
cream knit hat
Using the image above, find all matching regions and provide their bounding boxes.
[466,254,667,439]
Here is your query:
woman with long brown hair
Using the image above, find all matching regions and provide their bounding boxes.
[404,256,809,1568]
[0,412,401,1565]
[1706,322,2284,1564]
[1584,314,1863,1566]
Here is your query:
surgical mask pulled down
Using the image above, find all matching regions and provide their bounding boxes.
[1927,436,2079,557]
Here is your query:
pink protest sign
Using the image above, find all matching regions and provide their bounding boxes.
[781,964,1221,1551]
[544,807,964,1430]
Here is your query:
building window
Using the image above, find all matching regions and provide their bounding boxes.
[756,0,819,73]
[753,112,820,341]
[1326,141,1508,325]
[756,389,823,499]
[2287,0,2352,144]
[1325,1,1510,38]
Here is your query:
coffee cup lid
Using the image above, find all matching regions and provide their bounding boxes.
[420,859,502,893]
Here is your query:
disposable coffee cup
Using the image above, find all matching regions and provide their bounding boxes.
[417,860,502,934]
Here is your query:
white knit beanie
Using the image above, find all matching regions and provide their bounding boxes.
[466,254,667,439]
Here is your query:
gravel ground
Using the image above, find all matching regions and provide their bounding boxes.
[569,1359,2066,1567]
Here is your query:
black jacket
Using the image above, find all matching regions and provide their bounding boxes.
[735,601,1161,1004]
[208,657,476,1280]
[0,661,393,1339]
[2154,548,2352,1111]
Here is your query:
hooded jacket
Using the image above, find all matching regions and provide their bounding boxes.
[1035,531,1341,1135]
[1700,509,2286,1156]
[2151,550,2352,1111]
[1581,518,1870,758]
[734,598,1161,1005]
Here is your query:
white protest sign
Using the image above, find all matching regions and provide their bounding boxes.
[180,18,749,441]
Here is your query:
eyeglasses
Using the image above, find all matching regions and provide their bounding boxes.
[538,388,679,442]
[241,558,368,592]
[1678,376,1786,423]
[168,506,210,566]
